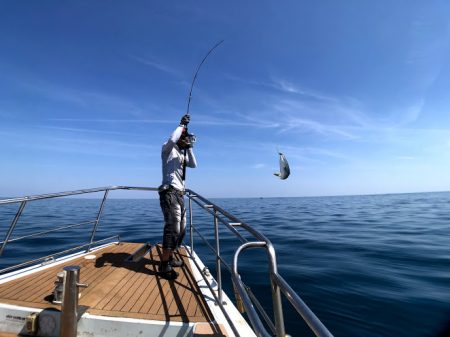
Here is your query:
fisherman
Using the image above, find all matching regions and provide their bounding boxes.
[158,114,197,280]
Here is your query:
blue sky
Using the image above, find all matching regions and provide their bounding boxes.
[1,1,450,198]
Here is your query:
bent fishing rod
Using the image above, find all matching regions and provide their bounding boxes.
[185,39,224,116]
[182,40,224,182]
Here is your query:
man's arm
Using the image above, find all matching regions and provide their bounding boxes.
[162,114,190,154]
[186,148,197,168]
[162,126,184,154]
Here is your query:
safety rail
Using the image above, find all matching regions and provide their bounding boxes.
[0,186,156,261]
[0,186,143,273]
[0,186,333,337]
[185,189,333,337]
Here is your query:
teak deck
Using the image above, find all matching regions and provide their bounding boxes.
[0,242,215,323]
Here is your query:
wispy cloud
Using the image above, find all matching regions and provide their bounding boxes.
[234,97,363,140]
[398,100,424,125]
[130,55,180,77]
[225,72,440,145]
[271,78,339,103]
[260,79,437,142]
[223,73,270,88]
[25,82,86,106]
[49,114,279,128]
[16,79,148,118]
[49,118,174,123]
[252,163,266,169]
[224,74,377,139]
[226,74,339,103]
[30,141,153,159]
[35,125,131,136]
[406,18,450,91]
[1,128,158,159]
[34,71,441,153]
[50,137,155,151]
[269,144,352,162]
[220,112,280,128]
[276,115,359,140]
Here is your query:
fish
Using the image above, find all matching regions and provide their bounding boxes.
[274,152,290,180]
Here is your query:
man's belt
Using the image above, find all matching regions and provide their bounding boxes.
[158,185,185,195]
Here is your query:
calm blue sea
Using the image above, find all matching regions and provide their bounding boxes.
[0,191,449,337]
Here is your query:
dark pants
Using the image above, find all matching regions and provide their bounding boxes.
[159,188,186,250]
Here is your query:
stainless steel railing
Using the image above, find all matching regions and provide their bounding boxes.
[0,186,135,273]
[185,189,334,337]
[0,186,333,337]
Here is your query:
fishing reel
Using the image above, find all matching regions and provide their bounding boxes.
[178,131,197,149]
[186,132,196,145]
[183,132,196,148]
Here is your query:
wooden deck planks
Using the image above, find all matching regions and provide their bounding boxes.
[0,265,55,298]
[0,242,131,304]
[0,242,214,323]
[129,268,158,313]
[169,267,191,319]
[120,265,154,313]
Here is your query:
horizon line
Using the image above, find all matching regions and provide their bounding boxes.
[1,189,449,201]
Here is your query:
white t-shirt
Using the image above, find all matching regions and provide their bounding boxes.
[161,126,197,191]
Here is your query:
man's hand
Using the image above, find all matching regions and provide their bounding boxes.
[180,114,190,127]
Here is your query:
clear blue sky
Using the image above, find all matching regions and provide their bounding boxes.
[1,1,450,198]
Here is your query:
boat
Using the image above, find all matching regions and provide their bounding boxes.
[0,186,333,337]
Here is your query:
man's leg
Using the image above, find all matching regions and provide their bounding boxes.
[169,193,185,267]
[175,207,186,248]
[159,191,179,279]
[160,227,178,279]
[161,248,172,264]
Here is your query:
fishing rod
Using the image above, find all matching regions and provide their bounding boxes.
[185,39,224,116]
[182,39,224,182]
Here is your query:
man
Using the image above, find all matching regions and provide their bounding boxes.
[158,114,197,279]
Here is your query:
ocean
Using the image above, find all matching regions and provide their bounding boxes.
[0,191,449,337]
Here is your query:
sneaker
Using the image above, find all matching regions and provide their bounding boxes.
[159,269,179,280]
[159,261,179,280]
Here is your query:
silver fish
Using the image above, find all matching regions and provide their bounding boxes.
[274,152,290,180]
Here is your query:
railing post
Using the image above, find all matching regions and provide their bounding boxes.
[86,189,109,252]
[267,244,285,337]
[189,196,194,254]
[60,265,87,337]
[232,241,273,337]
[214,208,224,305]
[0,200,27,256]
